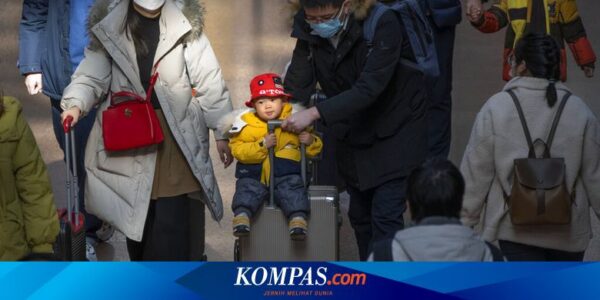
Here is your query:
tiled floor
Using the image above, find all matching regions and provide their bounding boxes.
[2,0,599,261]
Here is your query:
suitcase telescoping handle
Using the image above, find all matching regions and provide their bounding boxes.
[63,116,80,227]
[267,120,308,208]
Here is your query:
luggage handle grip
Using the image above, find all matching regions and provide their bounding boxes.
[62,116,74,133]
[267,120,308,208]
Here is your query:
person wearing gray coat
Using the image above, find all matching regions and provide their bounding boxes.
[60,0,233,260]
[461,34,600,261]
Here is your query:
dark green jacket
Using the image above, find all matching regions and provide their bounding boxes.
[0,96,59,261]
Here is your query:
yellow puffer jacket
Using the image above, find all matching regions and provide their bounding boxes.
[229,103,323,185]
[0,97,59,260]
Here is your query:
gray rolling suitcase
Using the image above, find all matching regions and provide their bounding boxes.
[234,120,341,261]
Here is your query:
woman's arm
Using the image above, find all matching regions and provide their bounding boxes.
[460,106,496,227]
[186,34,233,141]
[61,46,112,116]
[581,110,600,219]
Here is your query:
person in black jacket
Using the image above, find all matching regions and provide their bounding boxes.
[282,0,428,260]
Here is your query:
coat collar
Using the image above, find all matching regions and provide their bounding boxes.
[291,0,375,42]
[503,76,571,93]
[87,0,205,94]
[88,0,205,51]
[415,216,462,226]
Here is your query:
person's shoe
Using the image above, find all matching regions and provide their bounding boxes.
[86,241,98,262]
[233,214,250,237]
[289,217,307,241]
[96,222,115,243]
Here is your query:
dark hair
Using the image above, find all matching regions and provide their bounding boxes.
[513,33,561,107]
[300,0,345,9]
[406,158,465,223]
[123,1,149,56]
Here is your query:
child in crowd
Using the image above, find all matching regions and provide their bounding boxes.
[0,94,59,260]
[225,73,322,241]
[467,0,595,81]
[369,158,503,261]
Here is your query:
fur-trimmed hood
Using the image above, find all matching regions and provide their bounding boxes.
[287,0,377,21]
[87,0,205,51]
[217,103,306,137]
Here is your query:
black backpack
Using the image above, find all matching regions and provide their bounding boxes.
[364,1,440,78]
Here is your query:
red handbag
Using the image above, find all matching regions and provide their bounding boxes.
[102,72,164,151]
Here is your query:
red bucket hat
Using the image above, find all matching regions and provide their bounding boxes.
[245,73,292,108]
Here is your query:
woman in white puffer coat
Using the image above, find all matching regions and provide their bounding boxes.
[60,0,233,260]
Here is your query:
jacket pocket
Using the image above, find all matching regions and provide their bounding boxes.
[95,143,136,178]
[189,98,210,144]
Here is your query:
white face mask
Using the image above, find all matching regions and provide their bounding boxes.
[134,0,166,10]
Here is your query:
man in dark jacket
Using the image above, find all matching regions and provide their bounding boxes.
[283,0,428,260]
[18,0,109,261]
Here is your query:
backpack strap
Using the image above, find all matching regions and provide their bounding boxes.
[507,90,536,158]
[485,241,505,262]
[363,2,389,50]
[545,91,572,157]
[371,238,395,261]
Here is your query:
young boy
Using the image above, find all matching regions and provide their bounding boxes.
[466,0,596,81]
[369,158,503,261]
[227,73,323,241]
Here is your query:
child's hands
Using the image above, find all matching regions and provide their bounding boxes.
[263,133,277,149]
[299,132,314,145]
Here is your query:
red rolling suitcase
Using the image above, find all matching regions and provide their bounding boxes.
[54,116,87,261]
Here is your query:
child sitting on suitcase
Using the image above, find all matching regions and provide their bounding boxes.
[225,73,323,241]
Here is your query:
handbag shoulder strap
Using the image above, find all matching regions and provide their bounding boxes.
[507,90,535,158]
[545,91,572,155]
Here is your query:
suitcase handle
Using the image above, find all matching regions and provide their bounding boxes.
[267,120,308,208]
[63,116,80,227]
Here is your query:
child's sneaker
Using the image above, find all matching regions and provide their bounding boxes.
[233,213,250,237]
[289,216,308,241]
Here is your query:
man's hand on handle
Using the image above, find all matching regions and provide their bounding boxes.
[282,107,321,134]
